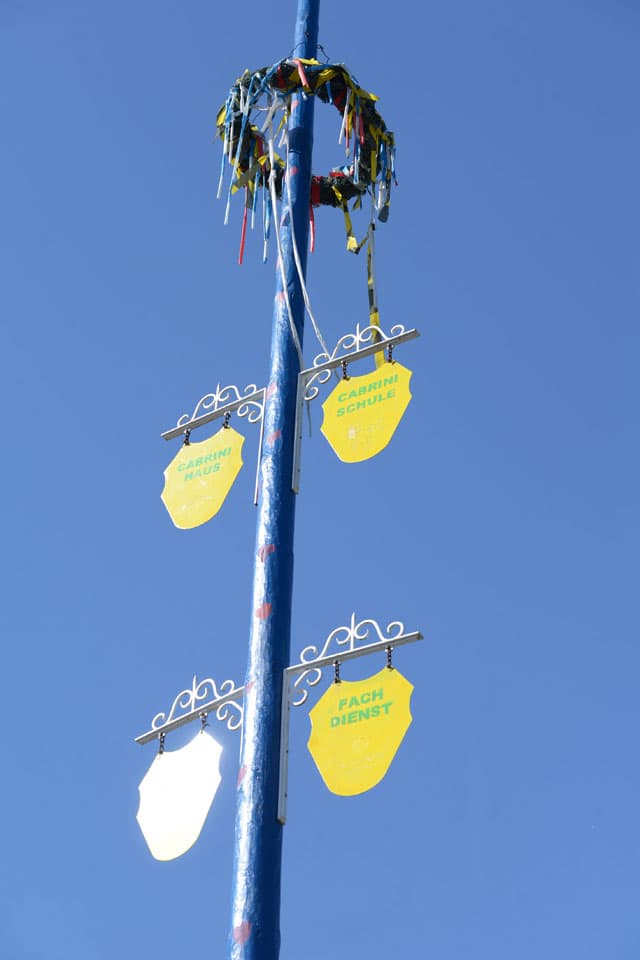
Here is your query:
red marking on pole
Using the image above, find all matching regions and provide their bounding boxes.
[245,680,255,694]
[266,382,277,398]
[237,765,247,788]
[258,543,276,562]
[255,603,272,620]
[266,430,281,447]
[289,165,299,177]
[233,921,252,945]
[276,291,285,302]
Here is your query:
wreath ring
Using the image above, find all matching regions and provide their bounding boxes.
[216,58,396,231]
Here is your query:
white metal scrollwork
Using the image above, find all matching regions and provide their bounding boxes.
[290,613,406,705]
[175,382,264,431]
[152,676,244,731]
[303,323,410,401]
[135,675,245,744]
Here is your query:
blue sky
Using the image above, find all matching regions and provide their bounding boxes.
[1,1,639,958]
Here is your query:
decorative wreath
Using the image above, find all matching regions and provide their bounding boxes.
[216,58,396,255]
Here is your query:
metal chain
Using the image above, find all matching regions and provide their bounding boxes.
[223,411,231,429]
[386,645,394,670]
[387,342,394,364]
[341,359,349,381]
[158,732,166,754]
[333,659,341,683]
[183,429,192,446]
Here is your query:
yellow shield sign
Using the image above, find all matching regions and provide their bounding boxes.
[161,426,244,529]
[320,362,412,463]
[307,667,413,796]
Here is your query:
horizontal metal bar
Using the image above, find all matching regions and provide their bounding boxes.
[299,328,420,382]
[161,390,265,441]
[135,687,245,744]
[285,631,423,680]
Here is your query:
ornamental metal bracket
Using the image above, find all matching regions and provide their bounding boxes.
[277,613,423,824]
[162,382,266,505]
[135,675,245,746]
[292,323,420,493]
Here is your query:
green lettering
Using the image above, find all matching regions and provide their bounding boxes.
[330,716,340,728]
[382,701,393,715]
[348,696,360,709]
[338,698,347,711]
[347,711,358,723]
[371,688,384,702]
[360,692,371,704]
[358,708,370,721]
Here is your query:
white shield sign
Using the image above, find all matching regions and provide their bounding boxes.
[136,729,223,861]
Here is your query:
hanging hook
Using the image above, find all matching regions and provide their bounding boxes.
[200,712,209,731]
[223,410,231,429]
[386,645,394,670]
[158,732,166,754]
[341,359,349,381]
[333,659,341,684]
[183,429,192,446]
[387,342,394,364]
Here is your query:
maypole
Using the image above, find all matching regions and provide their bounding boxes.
[229,2,319,959]
[135,5,424,960]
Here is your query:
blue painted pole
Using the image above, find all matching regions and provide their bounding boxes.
[228,3,319,960]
